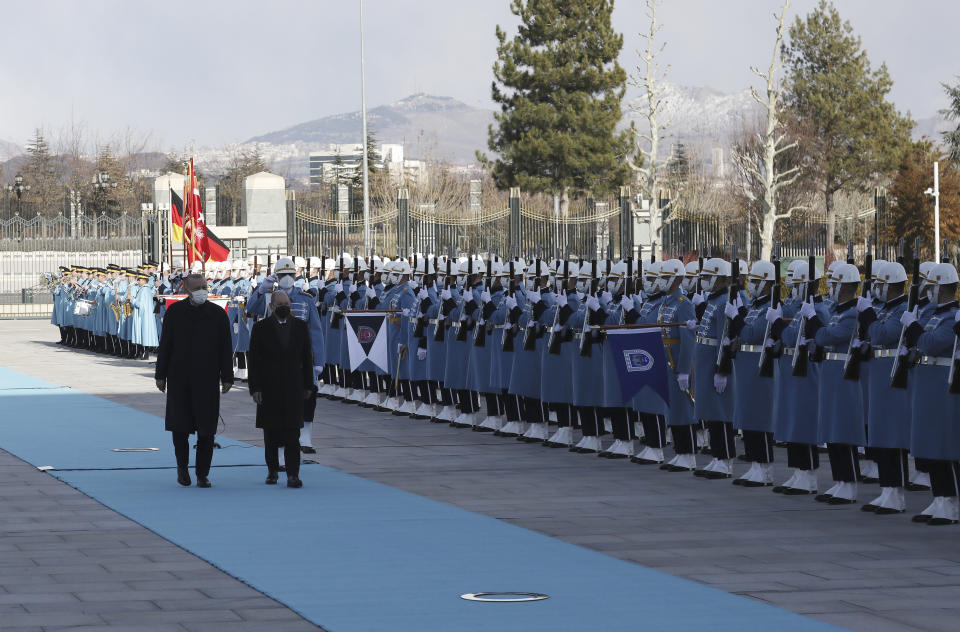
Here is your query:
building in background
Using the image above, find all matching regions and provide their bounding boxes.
[309,143,425,186]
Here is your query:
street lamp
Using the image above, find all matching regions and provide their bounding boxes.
[6,174,30,217]
[925,160,940,261]
[91,172,117,216]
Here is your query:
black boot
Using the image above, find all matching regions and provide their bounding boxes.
[177,466,191,486]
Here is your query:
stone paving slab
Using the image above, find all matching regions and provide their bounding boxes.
[3,320,960,630]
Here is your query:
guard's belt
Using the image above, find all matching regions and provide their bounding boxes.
[696,336,719,346]
[782,347,796,356]
[823,352,849,361]
[919,355,952,367]
[872,348,899,358]
[739,344,763,353]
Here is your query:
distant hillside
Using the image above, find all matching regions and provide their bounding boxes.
[0,138,23,162]
[247,93,494,163]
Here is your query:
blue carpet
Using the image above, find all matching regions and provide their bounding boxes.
[0,365,840,631]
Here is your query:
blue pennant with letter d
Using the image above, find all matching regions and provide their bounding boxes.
[605,328,670,406]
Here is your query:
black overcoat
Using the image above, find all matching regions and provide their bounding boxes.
[155,299,234,435]
[248,315,314,430]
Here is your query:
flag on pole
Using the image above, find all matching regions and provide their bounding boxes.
[344,311,390,372]
[604,328,671,405]
[205,228,230,262]
[169,189,184,243]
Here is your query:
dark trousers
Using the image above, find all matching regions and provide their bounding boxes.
[549,403,574,427]
[504,393,522,421]
[826,443,861,482]
[873,447,909,488]
[609,408,634,441]
[928,460,960,497]
[522,397,546,424]
[786,443,820,471]
[172,432,214,477]
[576,406,604,437]
[264,427,300,478]
[303,390,317,422]
[742,430,775,464]
[671,424,697,455]
[457,389,479,413]
[235,352,246,370]
[706,420,736,460]
[640,413,666,448]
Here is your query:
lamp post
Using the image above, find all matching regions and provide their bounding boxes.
[91,172,118,215]
[359,0,371,257]
[6,174,30,217]
[925,161,940,262]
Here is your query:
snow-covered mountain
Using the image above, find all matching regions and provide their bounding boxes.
[0,137,23,162]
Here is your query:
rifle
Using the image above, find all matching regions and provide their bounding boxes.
[896,238,905,265]
[502,259,518,351]
[473,257,493,347]
[523,256,542,351]
[547,258,569,355]
[757,243,782,378]
[330,254,345,328]
[843,236,873,380]
[579,259,599,357]
[715,243,739,374]
[890,238,921,389]
[791,240,817,377]
[456,252,474,342]
[434,249,454,342]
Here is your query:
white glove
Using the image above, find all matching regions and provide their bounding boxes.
[505,295,518,311]
[526,320,536,329]
[724,301,740,319]
[799,300,817,320]
[856,295,873,313]
[691,292,705,306]
[418,288,428,300]
[764,337,775,348]
[258,275,276,294]
[618,296,632,310]
[441,287,452,301]
[765,304,782,324]
[481,289,492,303]
[409,279,419,290]
[586,295,601,312]
[528,288,542,303]
[553,324,563,332]
[900,307,918,328]
[955,309,960,322]
[334,282,343,294]
[366,286,377,299]
[556,292,568,308]
[402,308,411,318]
[416,347,427,361]
[685,319,699,331]
[437,312,445,321]
[397,343,403,356]
[677,373,689,391]
[314,365,323,381]
[601,290,612,304]
[713,373,728,394]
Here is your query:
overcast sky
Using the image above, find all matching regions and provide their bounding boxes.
[0,0,956,151]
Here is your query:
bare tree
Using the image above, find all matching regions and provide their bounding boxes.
[737,0,805,261]
[629,0,671,255]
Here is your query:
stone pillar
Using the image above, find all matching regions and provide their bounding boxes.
[243,172,287,253]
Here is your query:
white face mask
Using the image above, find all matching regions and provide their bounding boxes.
[642,276,658,295]
[606,279,618,294]
[927,285,940,304]
[576,279,590,293]
[278,275,295,290]
[748,279,764,297]
[190,289,208,305]
[700,275,716,293]
[680,277,697,293]
[827,282,840,302]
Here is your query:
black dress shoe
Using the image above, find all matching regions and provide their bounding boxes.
[861,503,879,512]
[177,468,191,487]
[927,517,958,526]
[265,471,279,485]
[740,480,773,488]
[874,506,905,515]
[278,465,286,473]
[664,464,694,472]
[693,469,709,477]
[732,478,745,485]
[826,496,856,505]
[631,457,661,465]
[300,446,316,454]
[912,513,932,523]
[906,482,931,492]
[814,493,834,502]
[287,476,303,488]
[703,470,732,480]
[772,485,787,494]
[782,487,815,495]
[736,454,751,462]
[196,476,211,488]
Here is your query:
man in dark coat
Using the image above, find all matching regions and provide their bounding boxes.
[155,274,234,488]
[248,290,315,488]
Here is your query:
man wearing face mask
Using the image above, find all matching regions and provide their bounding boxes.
[630,260,670,464]
[155,274,234,488]
[248,290,314,487]
[246,257,324,454]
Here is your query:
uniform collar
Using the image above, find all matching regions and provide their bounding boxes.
[884,294,907,308]
[935,300,958,314]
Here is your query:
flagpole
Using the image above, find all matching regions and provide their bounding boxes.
[359,0,371,258]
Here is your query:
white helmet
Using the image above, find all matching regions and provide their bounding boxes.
[747,260,776,297]
[787,259,822,300]
[681,260,700,293]
[308,256,321,270]
[870,259,887,281]
[232,259,245,271]
[657,259,684,293]
[735,259,749,277]
[642,261,662,295]
[826,262,860,301]
[576,261,596,293]
[274,257,296,276]
[917,260,937,296]
[605,261,628,294]
[825,260,843,282]
[926,262,960,304]
[699,258,730,293]
[294,256,306,269]
[394,259,412,277]
[874,261,907,302]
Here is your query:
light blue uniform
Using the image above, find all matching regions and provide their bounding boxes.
[811,299,864,445]
[539,292,582,405]
[508,290,555,399]
[908,301,960,461]
[732,294,774,433]
[864,294,909,449]
[657,290,695,426]
[694,291,735,423]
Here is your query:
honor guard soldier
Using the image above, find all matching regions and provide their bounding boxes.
[631,260,669,464]
[515,259,555,442]
[542,260,581,447]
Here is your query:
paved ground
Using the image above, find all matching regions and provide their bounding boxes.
[3,319,960,631]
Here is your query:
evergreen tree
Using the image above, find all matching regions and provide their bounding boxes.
[23,128,63,216]
[942,76,960,165]
[888,139,960,248]
[481,0,633,215]
[782,0,912,257]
